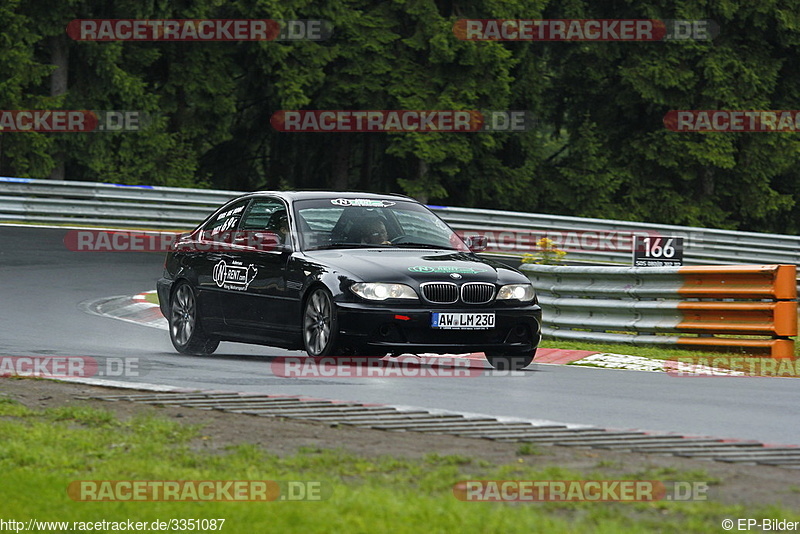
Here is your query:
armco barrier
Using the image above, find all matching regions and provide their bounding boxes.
[0,176,239,229]
[2,176,800,268]
[521,264,798,358]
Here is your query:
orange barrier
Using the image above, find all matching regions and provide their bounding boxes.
[677,265,796,358]
[677,264,797,300]
[675,338,796,359]
[524,264,797,358]
[676,301,797,336]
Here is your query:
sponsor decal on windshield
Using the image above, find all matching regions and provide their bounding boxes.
[330,198,396,207]
[408,266,488,274]
[213,260,257,291]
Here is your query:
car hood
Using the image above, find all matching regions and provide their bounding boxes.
[303,248,527,285]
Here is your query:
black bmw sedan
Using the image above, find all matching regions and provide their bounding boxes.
[157,191,542,369]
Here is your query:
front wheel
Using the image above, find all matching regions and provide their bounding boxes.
[484,351,535,371]
[303,287,340,356]
[169,282,220,356]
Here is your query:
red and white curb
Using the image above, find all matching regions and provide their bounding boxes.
[569,353,747,375]
[84,291,167,330]
[86,291,747,375]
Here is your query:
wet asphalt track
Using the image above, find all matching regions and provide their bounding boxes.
[1,225,799,445]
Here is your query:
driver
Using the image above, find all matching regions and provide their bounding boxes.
[267,210,289,243]
[359,218,391,245]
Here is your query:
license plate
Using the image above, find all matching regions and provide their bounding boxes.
[431,312,495,330]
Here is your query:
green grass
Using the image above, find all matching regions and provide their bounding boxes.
[1,400,797,533]
[516,443,541,456]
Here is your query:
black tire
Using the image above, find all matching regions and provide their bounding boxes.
[303,287,340,356]
[484,350,535,371]
[169,282,220,355]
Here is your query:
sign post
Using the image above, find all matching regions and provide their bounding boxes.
[633,235,684,267]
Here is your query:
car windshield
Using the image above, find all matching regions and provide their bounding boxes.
[293,198,470,252]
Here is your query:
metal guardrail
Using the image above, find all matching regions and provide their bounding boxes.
[0,177,239,229]
[2,176,800,268]
[522,264,798,358]
[442,207,800,266]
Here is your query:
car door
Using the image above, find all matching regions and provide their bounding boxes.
[175,198,251,334]
[220,197,295,341]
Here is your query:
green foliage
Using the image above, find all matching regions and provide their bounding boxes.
[2,0,800,232]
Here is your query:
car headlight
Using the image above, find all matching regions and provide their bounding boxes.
[350,283,418,301]
[496,284,536,302]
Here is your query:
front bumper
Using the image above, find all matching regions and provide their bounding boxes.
[335,301,542,354]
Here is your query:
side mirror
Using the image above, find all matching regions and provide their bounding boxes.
[464,235,488,252]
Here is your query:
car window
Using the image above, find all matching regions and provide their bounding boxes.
[293,198,469,251]
[201,199,249,241]
[240,198,292,246]
[240,199,283,229]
